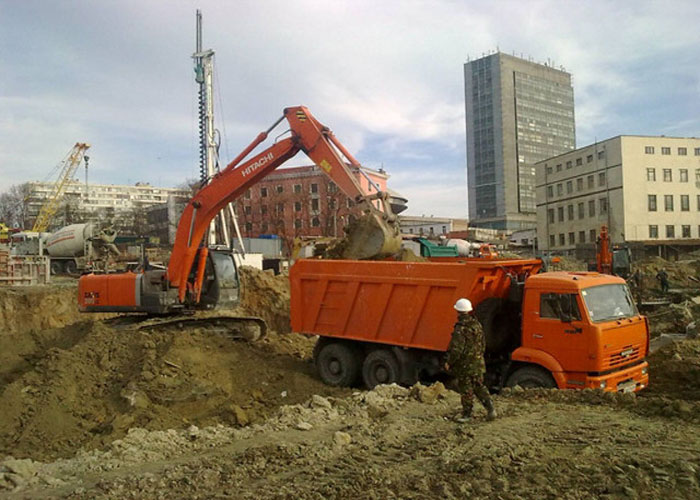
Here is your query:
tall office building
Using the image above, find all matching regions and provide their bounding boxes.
[464,52,575,230]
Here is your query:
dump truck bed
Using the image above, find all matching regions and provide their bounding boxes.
[290,258,541,352]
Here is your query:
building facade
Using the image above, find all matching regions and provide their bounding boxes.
[398,215,469,237]
[27,180,190,230]
[465,52,575,230]
[536,136,700,255]
[234,164,390,254]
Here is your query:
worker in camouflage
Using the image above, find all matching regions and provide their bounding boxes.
[446,298,496,423]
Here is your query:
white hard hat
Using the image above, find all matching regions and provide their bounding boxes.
[454,298,473,313]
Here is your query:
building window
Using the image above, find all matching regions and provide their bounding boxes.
[587,154,593,163]
[576,158,583,166]
[648,195,657,211]
[682,225,691,238]
[678,147,687,156]
[578,202,584,219]
[244,205,251,215]
[311,198,320,211]
[590,229,596,242]
[661,147,671,155]
[245,222,252,232]
[294,219,302,229]
[556,184,563,196]
[666,225,675,238]
[696,169,700,183]
[566,161,572,169]
[664,195,674,211]
[579,231,586,243]
[244,190,252,199]
[645,146,655,154]
[598,172,606,186]
[311,183,318,194]
[695,148,700,156]
[568,232,575,245]
[329,198,336,209]
[587,175,594,189]
[681,194,690,211]
[567,205,574,220]
[261,205,268,215]
[276,202,285,213]
[663,168,672,182]
[566,181,573,194]
[276,185,284,193]
[547,186,554,198]
[261,223,268,233]
[649,225,658,239]
[312,217,320,227]
[577,178,583,191]
[599,198,608,214]
[557,206,564,222]
[556,164,562,172]
[548,209,554,223]
[260,187,268,198]
[697,194,700,211]
[546,165,553,175]
[680,169,688,182]
[646,168,656,181]
[588,200,595,217]
[328,181,338,193]
[294,201,302,212]
[347,198,354,208]
[559,234,565,246]
[549,235,555,247]
[597,151,605,159]
[294,184,302,194]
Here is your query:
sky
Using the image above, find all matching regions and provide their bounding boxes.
[1,0,698,218]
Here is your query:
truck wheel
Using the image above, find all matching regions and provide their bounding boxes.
[50,261,64,275]
[506,366,557,389]
[64,260,78,274]
[316,342,361,387]
[362,349,400,389]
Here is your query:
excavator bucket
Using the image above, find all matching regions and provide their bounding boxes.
[337,211,402,260]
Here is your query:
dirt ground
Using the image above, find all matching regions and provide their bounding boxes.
[2,266,700,498]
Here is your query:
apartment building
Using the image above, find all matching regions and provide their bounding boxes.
[398,215,469,237]
[536,136,700,255]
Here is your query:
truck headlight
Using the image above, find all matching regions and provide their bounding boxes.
[599,381,607,389]
[642,367,648,375]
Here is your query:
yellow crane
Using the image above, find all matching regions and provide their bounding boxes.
[31,142,90,232]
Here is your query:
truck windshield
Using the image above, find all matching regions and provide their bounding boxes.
[581,284,638,323]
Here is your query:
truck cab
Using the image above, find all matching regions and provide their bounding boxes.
[510,272,649,392]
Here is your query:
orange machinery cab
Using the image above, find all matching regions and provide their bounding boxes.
[78,249,242,314]
[515,271,649,392]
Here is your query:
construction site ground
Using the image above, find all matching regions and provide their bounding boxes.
[1,263,700,499]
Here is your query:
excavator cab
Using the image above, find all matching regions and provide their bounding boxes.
[190,248,241,310]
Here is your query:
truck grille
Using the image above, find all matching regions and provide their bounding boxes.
[606,345,641,369]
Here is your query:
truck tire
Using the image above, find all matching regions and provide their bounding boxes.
[316,342,361,387]
[50,260,64,275]
[64,260,78,274]
[506,366,557,389]
[475,298,519,355]
[362,349,400,389]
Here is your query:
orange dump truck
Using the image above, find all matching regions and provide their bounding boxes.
[290,258,649,392]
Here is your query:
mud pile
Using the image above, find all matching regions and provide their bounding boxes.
[237,266,291,334]
[0,283,82,335]
[4,383,700,499]
[645,337,700,401]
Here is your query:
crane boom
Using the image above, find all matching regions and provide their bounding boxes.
[32,143,90,232]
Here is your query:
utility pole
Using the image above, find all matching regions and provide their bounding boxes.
[193,9,230,247]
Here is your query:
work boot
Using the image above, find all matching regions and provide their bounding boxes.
[485,400,497,421]
[455,414,471,424]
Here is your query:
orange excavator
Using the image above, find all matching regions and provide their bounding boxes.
[78,106,402,337]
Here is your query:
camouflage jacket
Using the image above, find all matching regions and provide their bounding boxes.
[446,313,486,377]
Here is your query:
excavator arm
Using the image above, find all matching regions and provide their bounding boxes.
[167,105,401,304]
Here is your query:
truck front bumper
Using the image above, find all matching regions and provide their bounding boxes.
[585,360,649,393]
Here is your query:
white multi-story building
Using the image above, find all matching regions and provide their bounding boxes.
[399,215,469,237]
[536,135,700,256]
[27,180,190,222]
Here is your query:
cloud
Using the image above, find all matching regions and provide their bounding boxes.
[1,0,698,219]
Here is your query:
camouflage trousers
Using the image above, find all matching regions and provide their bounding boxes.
[455,374,492,417]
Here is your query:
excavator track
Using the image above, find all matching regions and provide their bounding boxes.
[105,314,267,341]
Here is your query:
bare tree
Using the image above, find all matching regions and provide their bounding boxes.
[0,183,32,229]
